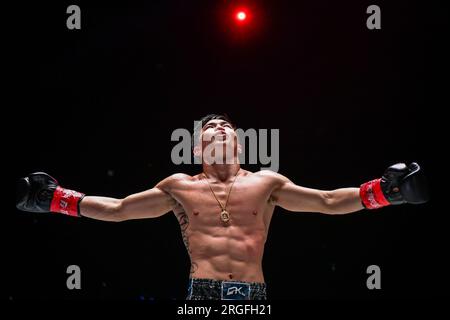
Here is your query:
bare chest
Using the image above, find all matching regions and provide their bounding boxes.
[171,177,275,232]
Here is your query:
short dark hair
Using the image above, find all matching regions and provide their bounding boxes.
[192,114,236,150]
[197,113,235,130]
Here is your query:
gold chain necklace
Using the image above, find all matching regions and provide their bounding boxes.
[202,168,240,224]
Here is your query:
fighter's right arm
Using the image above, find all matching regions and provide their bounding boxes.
[80,186,176,222]
[16,172,179,222]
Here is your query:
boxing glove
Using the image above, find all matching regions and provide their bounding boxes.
[16,172,85,217]
[360,162,429,209]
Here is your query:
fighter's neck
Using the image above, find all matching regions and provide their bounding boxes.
[202,163,241,182]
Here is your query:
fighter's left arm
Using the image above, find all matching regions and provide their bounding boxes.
[269,173,363,215]
[268,162,429,215]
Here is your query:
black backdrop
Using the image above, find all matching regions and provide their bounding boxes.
[7,0,446,301]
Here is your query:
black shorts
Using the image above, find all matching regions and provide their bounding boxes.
[186,278,267,300]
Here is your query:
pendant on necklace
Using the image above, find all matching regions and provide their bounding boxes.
[220,210,230,223]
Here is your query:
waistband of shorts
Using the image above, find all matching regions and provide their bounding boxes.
[189,277,266,289]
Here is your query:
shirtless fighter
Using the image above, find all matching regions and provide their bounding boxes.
[16,114,429,300]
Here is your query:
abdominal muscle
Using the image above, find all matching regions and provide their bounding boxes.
[187,225,267,283]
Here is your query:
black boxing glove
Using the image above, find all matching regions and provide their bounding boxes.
[360,162,429,209]
[16,172,85,217]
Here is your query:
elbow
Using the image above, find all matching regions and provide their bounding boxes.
[111,199,128,222]
[321,191,340,215]
[321,190,359,215]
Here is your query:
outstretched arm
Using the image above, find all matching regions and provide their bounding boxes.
[80,186,177,222]
[270,173,363,215]
[269,162,429,215]
[16,172,179,222]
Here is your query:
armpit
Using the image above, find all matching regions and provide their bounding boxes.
[172,201,185,214]
[268,195,277,206]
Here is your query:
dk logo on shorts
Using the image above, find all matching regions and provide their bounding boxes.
[221,282,250,300]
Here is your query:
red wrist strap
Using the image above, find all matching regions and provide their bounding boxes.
[360,178,390,209]
[50,186,85,217]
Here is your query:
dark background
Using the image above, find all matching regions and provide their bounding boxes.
[7,0,447,300]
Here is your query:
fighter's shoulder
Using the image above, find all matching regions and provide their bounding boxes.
[252,170,292,184]
[155,173,194,190]
[167,173,194,181]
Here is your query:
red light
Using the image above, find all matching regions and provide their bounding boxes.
[225,5,264,41]
[236,11,246,21]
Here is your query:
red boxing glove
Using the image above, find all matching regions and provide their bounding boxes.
[50,186,85,217]
[360,178,390,209]
[360,162,430,210]
[16,172,85,217]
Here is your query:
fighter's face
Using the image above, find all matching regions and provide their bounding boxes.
[193,119,241,161]
[200,119,236,146]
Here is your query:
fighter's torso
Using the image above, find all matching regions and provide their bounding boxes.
[166,169,280,282]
